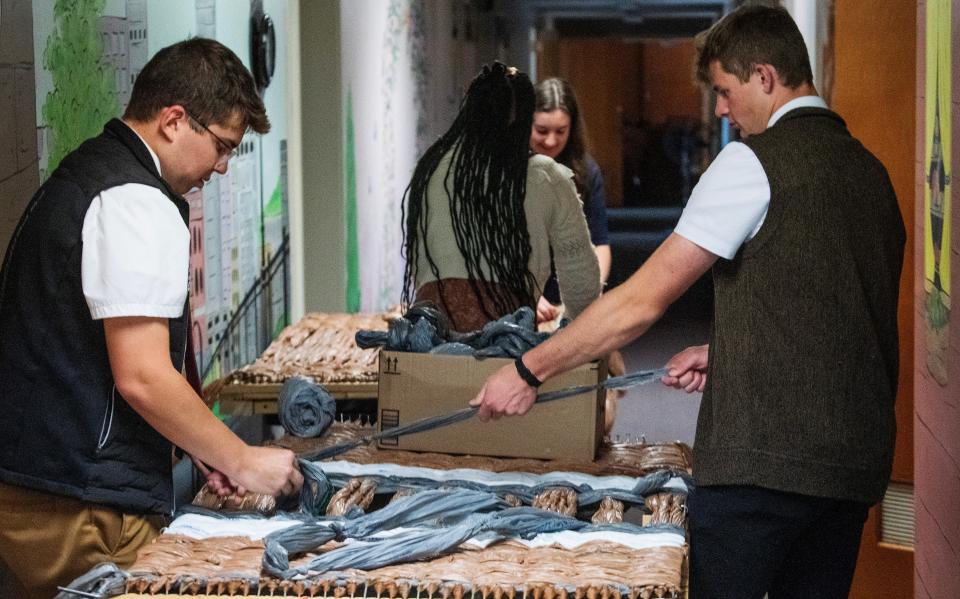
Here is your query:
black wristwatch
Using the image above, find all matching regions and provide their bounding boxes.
[514,356,543,388]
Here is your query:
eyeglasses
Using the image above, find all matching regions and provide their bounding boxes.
[184,110,240,164]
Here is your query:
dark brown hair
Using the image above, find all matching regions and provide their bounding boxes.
[695,4,813,89]
[534,78,591,203]
[124,38,269,134]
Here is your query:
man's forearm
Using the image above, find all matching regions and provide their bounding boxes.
[117,366,249,476]
[105,316,303,497]
[523,233,717,382]
[523,278,662,381]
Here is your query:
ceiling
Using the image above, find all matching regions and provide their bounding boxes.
[521,0,733,39]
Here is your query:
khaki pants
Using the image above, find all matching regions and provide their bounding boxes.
[0,482,164,599]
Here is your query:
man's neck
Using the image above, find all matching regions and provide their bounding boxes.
[770,82,819,116]
[122,118,154,147]
[121,118,163,175]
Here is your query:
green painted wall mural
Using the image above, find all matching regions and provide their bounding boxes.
[265,176,284,219]
[345,86,361,312]
[41,0,118,177]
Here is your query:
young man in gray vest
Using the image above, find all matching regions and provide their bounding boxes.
[473,6,905,597]
[0,39,303,598]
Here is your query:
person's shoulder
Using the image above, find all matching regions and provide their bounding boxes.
[583,154,603,179]
[696,141,767,186]
[527,152,555,171]
[429,147,455,173]
[99,181,173,202]
[95,183,186,229]
[528,153,574,184]
[712,140,759,164]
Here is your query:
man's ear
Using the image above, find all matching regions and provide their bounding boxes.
[755,64,778,94]
[157,105,188,143]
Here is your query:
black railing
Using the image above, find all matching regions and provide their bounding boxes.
[201,233,290,380]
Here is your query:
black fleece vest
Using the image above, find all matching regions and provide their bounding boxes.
[694,108,905,503]
[0,119,189,514]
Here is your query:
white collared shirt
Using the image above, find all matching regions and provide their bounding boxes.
[674,96,828,259]
[81,123,190,320]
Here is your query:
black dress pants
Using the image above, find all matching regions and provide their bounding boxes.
[687,485,871,599]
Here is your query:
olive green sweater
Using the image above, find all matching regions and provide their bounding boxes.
[694,108,906,503]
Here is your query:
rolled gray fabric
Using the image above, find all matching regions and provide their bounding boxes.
[355,305,553,357]
[278,376,336,438]
[55,562,128,599]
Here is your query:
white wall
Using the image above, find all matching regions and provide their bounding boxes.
[337,0,531,312]
[340,0,438,312]
[782,0,826,91]
[291,0,536,315]
[296,0,346,313]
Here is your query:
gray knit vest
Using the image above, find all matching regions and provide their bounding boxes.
[693,107,905,503]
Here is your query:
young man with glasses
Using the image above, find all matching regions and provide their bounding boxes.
[0,38,303,598]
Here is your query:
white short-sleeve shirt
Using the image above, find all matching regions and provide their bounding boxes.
[81,127,190,320]
[674,96,828,260]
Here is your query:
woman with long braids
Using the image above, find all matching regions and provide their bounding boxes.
[402,63,599,332]
[530,78,612,326]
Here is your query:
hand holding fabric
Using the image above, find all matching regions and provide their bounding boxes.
[232,446,305,497]
[470,362,537,421]
[190,455,237,496]
[662,344,709,393]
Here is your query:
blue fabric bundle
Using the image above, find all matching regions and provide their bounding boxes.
[263,488,508,577]
[355,304,556,358]
[356,303,450,351]
[278,376,336,438]
[297,459,335,516]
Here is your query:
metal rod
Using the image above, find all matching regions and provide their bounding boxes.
[56,587,105,599]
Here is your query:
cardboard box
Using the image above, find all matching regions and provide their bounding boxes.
[377,351,606,461]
